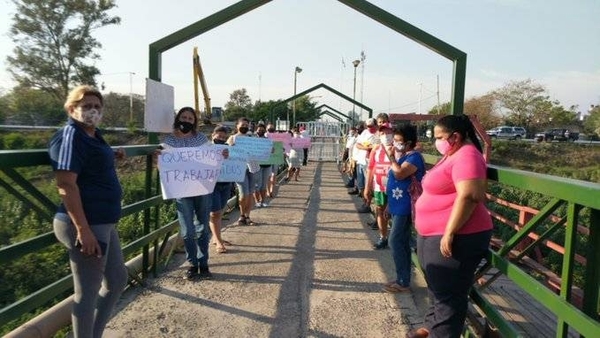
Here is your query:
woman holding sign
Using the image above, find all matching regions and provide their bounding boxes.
[285,128,303,182]
[227,117,260,226]
[162,107,220,280]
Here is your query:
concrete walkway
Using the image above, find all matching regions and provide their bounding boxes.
[107,162,427,337]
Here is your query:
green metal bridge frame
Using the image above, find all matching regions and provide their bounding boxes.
[268,83,372,125]
[1,1,599,336]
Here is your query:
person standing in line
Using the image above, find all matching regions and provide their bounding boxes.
[265,123,279,197]
[162,107,225,280]
[348,123,364,195]
[253,123,272,207]
[364,121,393,249]
[300,125,310,166]
[408,115,492,338]
[285,128,303,181]
[343,126,358,187]
[210,125,232,254]
[227,117,260,226]
[49,85,128,338]
[353,118,378,213]
[382,125,425,293]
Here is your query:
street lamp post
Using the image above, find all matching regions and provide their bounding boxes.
[352,60,360,126]
[129,72,135,124]
[292,66,302,128]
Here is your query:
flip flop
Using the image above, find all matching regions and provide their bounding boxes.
[383,283,411,293]
[212,240,232,246]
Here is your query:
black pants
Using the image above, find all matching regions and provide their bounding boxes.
[302,148,308,166]
[417,230,491,338]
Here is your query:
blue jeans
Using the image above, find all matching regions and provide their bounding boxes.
[356,163,367,191]
[176,195,212,268]
[389,214,412,287]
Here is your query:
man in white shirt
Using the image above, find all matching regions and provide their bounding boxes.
[300,126,310,166]
[352,118,379,213]
[344,126,358,188]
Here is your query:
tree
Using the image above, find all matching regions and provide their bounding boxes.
[292,95,319,123]
[101,92,145,128]
[7,0,120,101]
[464,94,502,130]
[2,87,64,125]
[224,88,252,121]
[428,102,451,115]
[493,79,549,128]
[583,104,600,137]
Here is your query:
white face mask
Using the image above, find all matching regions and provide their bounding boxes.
[380,134,393,145]
[73,108,102,127]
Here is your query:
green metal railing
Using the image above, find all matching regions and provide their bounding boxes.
[479,166,600,337]
[0,145,174,329]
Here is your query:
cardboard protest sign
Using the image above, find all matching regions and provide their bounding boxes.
[214,144,247,182]
[268,132,292,154]
[158,146,225,199]
[234,136,273,161]
[291,137,311,149]
[259,141,285,165]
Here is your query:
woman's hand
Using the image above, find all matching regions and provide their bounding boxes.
[114,148,126,160]
[440,233,454,258]
[77,227,102,257]
[222,148,229,159]
[363,189,372,205]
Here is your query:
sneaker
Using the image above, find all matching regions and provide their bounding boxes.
[199,267,213,279]
[261,202,269,207]
[255,202,263,208]
[184,266,198,280]
[357,205,371,213]
[373,238,388,250]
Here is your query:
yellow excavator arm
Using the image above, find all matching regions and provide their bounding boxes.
[193,47,212,122]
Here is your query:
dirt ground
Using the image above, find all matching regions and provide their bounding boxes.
[105,162,428,337]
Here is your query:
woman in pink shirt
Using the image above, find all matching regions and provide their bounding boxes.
[408,115,492,338]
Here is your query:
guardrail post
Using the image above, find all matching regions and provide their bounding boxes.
[582,208,600,321]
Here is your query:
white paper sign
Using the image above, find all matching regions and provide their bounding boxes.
[144,79,174,133]
[158,146,225,199]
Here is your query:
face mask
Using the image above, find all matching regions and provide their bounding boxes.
[435,138,453,155]
[380,134,393,145]
[73,108,102,127]
[213,139,226,145]
[394,141,405,152]
[176,121,194,134]
[238,126,249,134]
[267,128,275,133]
[257,131,265,137]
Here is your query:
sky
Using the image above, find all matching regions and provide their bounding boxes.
[0,0,599,122]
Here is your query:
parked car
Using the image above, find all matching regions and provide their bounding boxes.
[486,126,527,140]
[535,128,579,142]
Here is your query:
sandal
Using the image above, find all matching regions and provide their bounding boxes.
[215,246,227,254]
[237,215,247,226]
[213,240,232,246]
[246,218,257,226]
[382,283,411,293]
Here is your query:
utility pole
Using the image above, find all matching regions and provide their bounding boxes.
[129,72,135,124]
[292,66,302,128]
[352,59,360,126]
[437,75,441,114]
[359,51,366,120]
